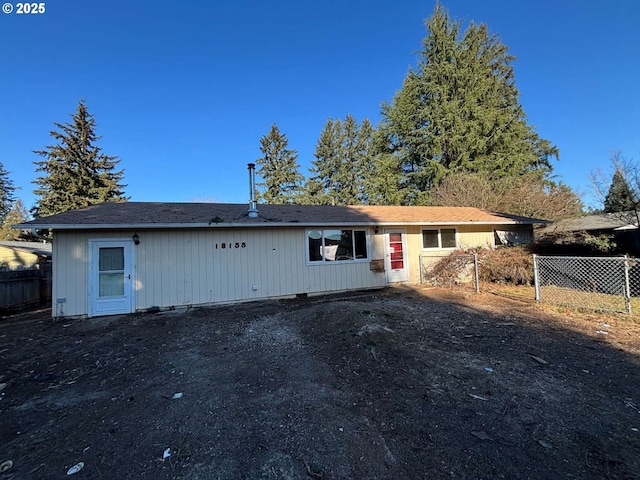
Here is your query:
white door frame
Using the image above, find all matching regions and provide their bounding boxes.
[384,228,409,283]
[88,239,135,317]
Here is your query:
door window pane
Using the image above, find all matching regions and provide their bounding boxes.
[99,247,124,297]
[99,247,124,271]
[99,272,124,296]
[389,233,404,269]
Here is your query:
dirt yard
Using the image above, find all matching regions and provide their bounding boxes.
[1,287,639,479]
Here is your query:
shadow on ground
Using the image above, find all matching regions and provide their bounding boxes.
[0,288,639,479]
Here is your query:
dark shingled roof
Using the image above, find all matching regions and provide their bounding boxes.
[539,212,638,234]
[16,202,549,230]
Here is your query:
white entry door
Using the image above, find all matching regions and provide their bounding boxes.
[384,229,408,283]
[89,239,135,317]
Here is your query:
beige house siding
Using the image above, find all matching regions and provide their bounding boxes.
[52,223,525,317]
[53,231,92,317]
[458,225,497,249]
[53,228,387,317]
[380,224,499,284]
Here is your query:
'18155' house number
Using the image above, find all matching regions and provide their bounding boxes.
[215,242,247,249]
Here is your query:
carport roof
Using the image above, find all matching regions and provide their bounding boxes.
[15,202,549,230]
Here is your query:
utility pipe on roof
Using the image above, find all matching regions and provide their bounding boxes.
[247,163,258,218]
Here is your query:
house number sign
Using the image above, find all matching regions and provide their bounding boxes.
[215,242,247,249]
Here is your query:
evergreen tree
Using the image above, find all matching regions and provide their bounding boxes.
[338,114,360,204]
[303,115,377,205]
[367,152,409,205]
[0,160,17,223]
[255,124,304,204]
[0,199,29,240]
[32,100,126,218]
[303,118,342,205]
[355,118,377,204]
[378,5,558,204]
[604,169,635,213]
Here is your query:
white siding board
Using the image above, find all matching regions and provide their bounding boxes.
[58,232,77,316]
[53,226,390,317]
[178,233,187,304]
[135,234,145,308]
[231,233,240,301]
[220,234,231,301]
[205,231,215,303]
[53,230,126,316]
[164,232,173,305]
[196,231,206,303]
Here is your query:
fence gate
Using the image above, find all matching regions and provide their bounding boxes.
[419,253,479,293]
[533,255,640,314]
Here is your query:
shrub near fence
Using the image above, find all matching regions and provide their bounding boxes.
[533,255,640,314]
[0,263,52,312]
[419,253,479,293]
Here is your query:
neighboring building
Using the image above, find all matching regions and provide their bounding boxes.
[0,241,52,269]
[539,212,640,254]
[539,211,638,236]
[16,202,545,318]
[0,241,52,311]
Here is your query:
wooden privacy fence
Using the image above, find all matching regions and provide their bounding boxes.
[0,263,52,312]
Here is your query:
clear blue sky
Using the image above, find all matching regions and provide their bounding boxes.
[1,0,638,212]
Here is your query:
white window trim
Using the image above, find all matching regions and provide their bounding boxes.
[306,228,371,265]
[421,227,458,250]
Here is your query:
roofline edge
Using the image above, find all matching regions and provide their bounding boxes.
[14,220,544,230]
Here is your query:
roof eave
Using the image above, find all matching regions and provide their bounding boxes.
[15,220,540,230]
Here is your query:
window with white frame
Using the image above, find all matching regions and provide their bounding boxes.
[307,229,369,263]
[422,228,457,249]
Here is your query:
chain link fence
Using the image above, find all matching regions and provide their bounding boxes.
[419,253,479,293]
[533,255,640,313]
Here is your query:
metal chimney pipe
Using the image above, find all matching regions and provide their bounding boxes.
[247,163,258,218]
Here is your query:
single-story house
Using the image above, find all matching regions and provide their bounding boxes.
[538,211,640,254]
[539,211,638,236]
[16,201,545,318]
[0,241,52,269]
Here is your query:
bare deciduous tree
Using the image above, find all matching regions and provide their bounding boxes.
[433,172,583,221]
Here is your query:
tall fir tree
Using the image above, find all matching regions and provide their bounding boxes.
[304,118,344,205]
[255,124,304,204]
[303,115,377,205]
[354,118,377,204]
[378,5,558,204]
[338,115,360,204]
[604,169,635,213]
[32,100,126,218]
[0,160,17,224]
